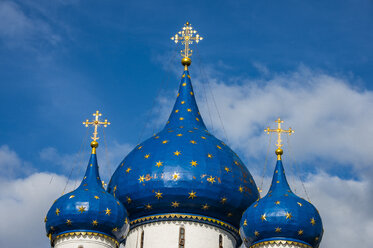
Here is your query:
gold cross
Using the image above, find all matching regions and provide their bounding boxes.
[265,118,294,159]
[83,110,110,142]
[171,22,203,68]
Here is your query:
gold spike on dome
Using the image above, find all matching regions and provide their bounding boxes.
[83,110,110,154]
[264,118,294,160]
[171,22,203,70]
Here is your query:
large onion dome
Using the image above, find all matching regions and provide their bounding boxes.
[45,144,129,245]
[240,154,323,248]
[108,69,259,234]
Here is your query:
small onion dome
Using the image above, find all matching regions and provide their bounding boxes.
[108,70,259,230]
[240,159,323,248]
[45,152,129,244]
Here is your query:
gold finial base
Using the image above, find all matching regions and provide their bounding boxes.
[91,141,98,154]
[182,57,191,70]
[275,148,283,160]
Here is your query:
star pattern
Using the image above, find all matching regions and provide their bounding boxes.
[310,217,316,226]
[145,204,152,210]
[224,167,231,173]
[126,196,132,204]
[78,206,86,213]
[172,172,180,180]
[55,208,60,216]
[155,191,163,199]
[174,151,181,156]
[138,175,145,183]
[105,208,111,216]
[190,160,198,167]
[201,203,209,210]
[144,154,150,159]
[94,196,100,199]
[220,197,227,204]
[285,212,292,219]
[171,201,180,208]
[298,230,304,235]
[275,201,280,205]
[275,227,281,233]
[126,167,131,173]
[66,219,72,225]
[188,191,197,199]
[155,161,163,167]
[261,214,267,221]
[207,176,216,184]
[92,220,98,226]
[69,195,75,199]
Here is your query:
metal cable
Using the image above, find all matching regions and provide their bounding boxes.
[259,133,272,193]
[287,135,311,202]
[195,46,228,140]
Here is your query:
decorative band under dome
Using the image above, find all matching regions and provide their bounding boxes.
[51,231,119,247]
[249,239,312,248]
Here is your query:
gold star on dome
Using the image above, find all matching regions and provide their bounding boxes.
[126,196,132,204]
[297,202,303,207]
[78,206,86,213]
[69,195,75,199]
[224,167,231,173]
[188,191,197,199]
[216,145,222,150]
[207,153,213,158]
[179,117,184,120]
[254,231,260,237]
[253,203,258,208]
[285,212,292,219]
[94,196,100,200]
[243,219,247,226]
[298,230,304,235]
[92,220,98,226]
[145,204,152,210]
[162,140,169,144]
[201,204,209,210]
[196,117,200,121]
[138,175,145,183]
[220,197,227,204]
[171,201,180,208]
[315,237,319,241]
[175,109,179,113]
[66,219,72,225]
[182,83,186,86]
[55,208,60,216]
[238,186,244,193]
[261,214,267,221]
[126,167,131,173]
[44,216,47,223]
[117,201,120,205]
[177,133,183,136]
[112,227,118,232]
[155,191,163,199]
[174,151,181,156]
[105,208,111,216]
[154,136,159,139]
[227,212,233,217]
[181,101,185,104]
[201,136,206,139]
[275,227,281,233]
[207,176,216,184]
[190,160,198,167]
[137,146,143,150]
[187,108,192,112]
[275,201,280,205]
[190,140,197,144]
[172,172,180,180]
[190,91,193,95]
[155,161,163,167]
[310,217,316,226]
[144,154,150,159]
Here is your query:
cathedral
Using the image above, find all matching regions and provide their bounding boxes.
[44,22,323,248]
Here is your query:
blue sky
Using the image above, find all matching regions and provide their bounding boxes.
[0,1,372,248]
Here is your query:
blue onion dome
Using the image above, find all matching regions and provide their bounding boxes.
[45,142,130,245]
[240,150,323,248]
[108,69,259,232]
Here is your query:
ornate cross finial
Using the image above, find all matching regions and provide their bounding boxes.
[83,110,110,154]
[265,118,294,160]
[171,22,203,70]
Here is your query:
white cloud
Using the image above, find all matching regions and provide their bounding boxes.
[0,172,73,248]
[0,145,35,178]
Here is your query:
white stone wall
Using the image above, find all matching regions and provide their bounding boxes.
[54,233,117,248]
[124,220,237,248]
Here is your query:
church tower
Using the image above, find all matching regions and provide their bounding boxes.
[108,22,259,248]
[239,119,323,248]
[45,111,130,248]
